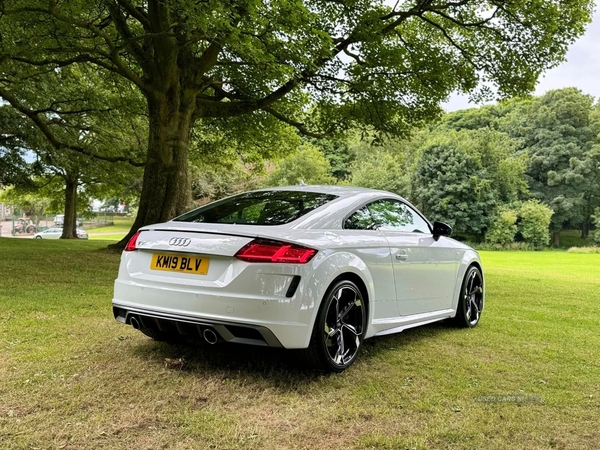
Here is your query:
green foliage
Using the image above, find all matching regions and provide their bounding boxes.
[486,207,518,246]
[0,64,146,229]
[349,150,408,195]
[189,112,301,202]
[592,208,600,245]
[266,144,336,187]
[519,200,553,248]
[0,185,52,222]
[464,241,537,252]
[506,89,599,234]
[190,161,265,204]
[439,105,500,131]
[412,128,526,238]
[0,0,592,136]
[0,0,593,239]
[307,138,354,182]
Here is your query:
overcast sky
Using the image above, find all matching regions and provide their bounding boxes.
[444,9,600,112]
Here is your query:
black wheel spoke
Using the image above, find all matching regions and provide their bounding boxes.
[336,330,346,364]
[465,300,472,321]
[468,275,482,296]
[470,299,480,322]
[339,298,359,322]
[321,283,365,369]
[467,272,476,296]
[342,323,360,337]
[334,290,341,319]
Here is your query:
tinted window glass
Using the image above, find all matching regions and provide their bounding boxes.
[344,207,375,230]
[174,191,338,226]
[368,199,430,233]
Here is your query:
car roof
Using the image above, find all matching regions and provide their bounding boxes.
[256,185,392,196]
[155,185,417,233]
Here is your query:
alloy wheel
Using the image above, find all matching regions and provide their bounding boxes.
[323,284,365,367]
[464,268,483,327]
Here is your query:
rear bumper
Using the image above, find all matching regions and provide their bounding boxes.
[113,304,284,347]
[112,279,314,348]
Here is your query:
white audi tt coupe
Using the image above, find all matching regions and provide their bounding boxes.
[113,186,484,372]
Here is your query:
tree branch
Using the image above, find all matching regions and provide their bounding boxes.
[106,1,150,71]
[114,0,151,31]
[0,87,145,167]
[417,14,482,70]
[31,4,150,91]
[262,106,325,139]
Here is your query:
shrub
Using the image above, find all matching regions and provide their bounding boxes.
[465,241,535,251]
[567,246,600,254]
[519,200,553,248]
[486,208,518,245]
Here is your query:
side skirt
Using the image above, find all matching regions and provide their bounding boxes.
[366,309,455,338]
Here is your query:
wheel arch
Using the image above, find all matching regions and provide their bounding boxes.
[329,271,370,321]
[300,251,375,348]
[451,250,485,314]
[451,249,485,317]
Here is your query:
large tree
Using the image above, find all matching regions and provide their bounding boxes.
[0,66,146,237]
[503,88,600,245]
[412,128,526,239]
[0,0,592,246]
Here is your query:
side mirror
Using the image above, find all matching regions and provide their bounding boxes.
[432,221,452,241]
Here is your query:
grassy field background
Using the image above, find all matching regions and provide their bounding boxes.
[1,238,599,449]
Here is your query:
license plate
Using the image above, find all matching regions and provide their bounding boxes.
[150,253,209,275]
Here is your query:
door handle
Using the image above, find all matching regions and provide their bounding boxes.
[396,252,408,261]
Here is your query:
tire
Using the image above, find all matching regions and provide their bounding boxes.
[302,279,366,372]
[452,266,484,328]
[35,236,42,239]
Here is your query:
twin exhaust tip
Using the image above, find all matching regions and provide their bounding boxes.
[128,315,219,344]
[130,316,141,330]
[202,328,218,345]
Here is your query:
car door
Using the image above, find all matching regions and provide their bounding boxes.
[340,206,398,321]
[367,199,458,316]
[46,228,62,239]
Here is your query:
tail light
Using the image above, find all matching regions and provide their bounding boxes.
[235,239,317,264]
[124,231,141,252]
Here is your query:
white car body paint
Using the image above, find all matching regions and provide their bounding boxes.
[113,185,484,349]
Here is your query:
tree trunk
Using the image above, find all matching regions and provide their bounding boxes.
[581,220,589,239]
[110,93,194,249]
[553,230,560,247]
[61,171,79,239]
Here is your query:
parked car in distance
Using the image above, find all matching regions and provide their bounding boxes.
[54,214,64,227]
[53,214,83,227]
[34,228,89,239]
[113,186,485,372]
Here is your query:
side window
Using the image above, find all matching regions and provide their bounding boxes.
[344,207,375,230]
[367,199,430,233]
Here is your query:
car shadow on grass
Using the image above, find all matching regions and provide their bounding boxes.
[127,320,461,386]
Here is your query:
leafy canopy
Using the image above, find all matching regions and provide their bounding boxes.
[412,128,526,237]
[0,0,593,136]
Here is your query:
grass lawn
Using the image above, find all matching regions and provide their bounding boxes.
[1,239,599,449]
[87,234,126,241]
[87,217,135,234]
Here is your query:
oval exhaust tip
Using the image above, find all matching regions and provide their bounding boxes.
[203,328,218,345]
[130,316,141,330]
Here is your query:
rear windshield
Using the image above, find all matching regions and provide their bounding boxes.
[173,190,338,226]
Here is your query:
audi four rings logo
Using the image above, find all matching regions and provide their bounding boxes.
[169,237,191,247]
